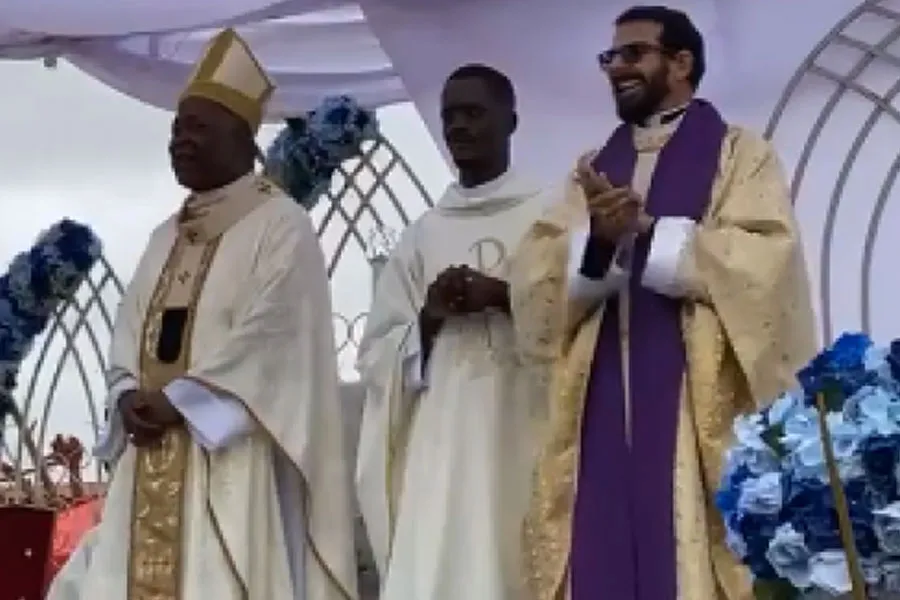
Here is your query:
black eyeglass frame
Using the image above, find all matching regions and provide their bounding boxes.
[596,42,675,69]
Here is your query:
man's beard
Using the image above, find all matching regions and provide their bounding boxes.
[614,67,670,125]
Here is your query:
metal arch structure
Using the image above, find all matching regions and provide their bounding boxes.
[10,254,124,483]
[765,0,900,342]
[5,133,434,481]
[322,136,435,364]
[317,136,434,278]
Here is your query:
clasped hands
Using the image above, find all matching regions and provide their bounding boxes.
[119,389,183,447]
[422,264,506,321]
[575,154,654,243]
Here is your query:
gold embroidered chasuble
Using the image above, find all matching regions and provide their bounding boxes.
[47,173,358,600]
[510,126,817,600]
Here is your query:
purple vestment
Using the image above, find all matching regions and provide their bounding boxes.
[569,100,727,600]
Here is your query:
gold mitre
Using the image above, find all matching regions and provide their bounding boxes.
[179,28,275,132]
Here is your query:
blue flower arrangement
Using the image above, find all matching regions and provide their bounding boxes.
[264,95,378,211]
[717,332,900,599]
[0,220,102,437]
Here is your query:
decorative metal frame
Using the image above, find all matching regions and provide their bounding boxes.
[765,0,900,342]
[4,134,433,484]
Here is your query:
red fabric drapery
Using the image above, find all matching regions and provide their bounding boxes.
[44,497,104,586]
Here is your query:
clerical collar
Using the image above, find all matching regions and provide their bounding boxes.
[440,168,541,213]
[184,171,255,216]
[640,104,688,128]
[454,169,514,199]
[178,171,271,243]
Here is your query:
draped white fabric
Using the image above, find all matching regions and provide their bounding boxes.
[0,0,867,178]
[9,0,900,340]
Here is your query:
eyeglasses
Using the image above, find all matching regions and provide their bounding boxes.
[597,42,668,68]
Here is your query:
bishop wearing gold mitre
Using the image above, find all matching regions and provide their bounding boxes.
[46,28,359,600]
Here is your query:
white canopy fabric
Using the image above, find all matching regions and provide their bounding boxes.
[8,0,900,340]
[0,0,864,179]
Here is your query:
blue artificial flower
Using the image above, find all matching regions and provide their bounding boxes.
[846,385,900,436]
[731,413,781,475]
[883,560,900,591]
[782,405,821,452]
[307,95,378,160]
[785,478,841,552]
[735,509,781,578]
[0,219,101,423]
[739,472,783,515]
[767,389,803,426]
[766,522,812,588]
[865,345,896,386]
[860,435,900,504]
[888,339,900,383]
[716,332,900,596]
[874,502,900,554]
[788,413,863,483]
[808,550,853,596]
[264,95,378,211]
[797,332,874,401]
[845,479,880,558]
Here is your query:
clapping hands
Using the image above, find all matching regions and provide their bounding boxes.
[575,153,653,243]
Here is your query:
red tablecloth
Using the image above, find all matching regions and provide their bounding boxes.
[0,498,102,600]
[0,506,55,600]
[45,497,103,586]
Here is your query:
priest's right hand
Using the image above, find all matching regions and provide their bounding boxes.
[422,266,469,320]
[576,156,640,243]
[588,191,643,243]
[118,390,164,447]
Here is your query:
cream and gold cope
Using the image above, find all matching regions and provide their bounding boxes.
[509,126,817,600]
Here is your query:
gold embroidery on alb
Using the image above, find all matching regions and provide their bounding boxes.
[127,235,221,600]
[469,236,508,276]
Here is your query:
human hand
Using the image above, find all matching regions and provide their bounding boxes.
[575,156,653,242]
[587,184,656,242]
[454,265,507,314]
[118,390,164,447]
[575,152,612,197]
[423,265,470,319]
[138,390,184,428]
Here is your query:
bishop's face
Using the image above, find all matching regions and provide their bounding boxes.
[601,21,673,125]
[170,97,251,192]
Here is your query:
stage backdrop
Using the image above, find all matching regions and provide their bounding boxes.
[1,0,900,341]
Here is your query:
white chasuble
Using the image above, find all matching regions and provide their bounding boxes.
[47,173,358,600]
[356,171,554,600]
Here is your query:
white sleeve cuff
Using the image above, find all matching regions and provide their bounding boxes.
[567,225,630,302]
[401,321,429,392]
[642,216,696,298]
[165,378,255,451]
[93,374,137,462]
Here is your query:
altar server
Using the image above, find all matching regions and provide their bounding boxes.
[355,64,552,600]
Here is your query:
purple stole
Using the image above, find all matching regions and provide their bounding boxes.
[569,100,727,600]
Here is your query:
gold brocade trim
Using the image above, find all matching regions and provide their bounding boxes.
[523,312,599,600]
[127,236,221,600]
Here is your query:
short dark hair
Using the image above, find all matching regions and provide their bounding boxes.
[615,5,706,89]
[446,63,516,109]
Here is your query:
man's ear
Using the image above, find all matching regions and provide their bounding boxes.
[508,110,519,135]
[672,50,694,85]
